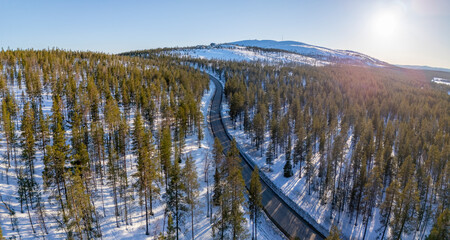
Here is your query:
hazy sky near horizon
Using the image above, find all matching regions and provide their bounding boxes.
[1,0,449,68]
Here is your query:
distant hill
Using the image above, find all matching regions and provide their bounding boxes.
[396,64,450,73]
[229,40,388,66]
[130,40,449,72]
[159,39,390,67]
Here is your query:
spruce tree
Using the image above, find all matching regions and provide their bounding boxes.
[167,156,185,240]
[265,141,274,171]
[20,103,35,175]
[249,167,262,240]
[43,94,69,229]
[226,141,248,239]
[284,137,294,177]
[37,103,49,159]
[326,224,342,240]
[161,127,172,187]
[213,138,224,206]
[426,209,449,240]
[182,155,200,240]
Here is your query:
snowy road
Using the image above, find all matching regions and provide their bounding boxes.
[208,75,326,240]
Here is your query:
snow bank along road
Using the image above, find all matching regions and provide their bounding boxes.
[208,75,326,240]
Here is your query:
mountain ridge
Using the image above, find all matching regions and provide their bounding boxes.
[227,39,388,66]
[159,39,390,67]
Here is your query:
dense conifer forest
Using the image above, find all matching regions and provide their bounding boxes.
[0,49,232,239]
[0,48,448,239]
[141,54,448,239]
[194,58,449,240]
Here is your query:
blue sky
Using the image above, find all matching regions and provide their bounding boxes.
[1,0,449,68]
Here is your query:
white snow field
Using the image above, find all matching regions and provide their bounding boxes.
[0,77,285,239]
[170,45,330,66]
[431,77,450,86]
[166,40,388,67]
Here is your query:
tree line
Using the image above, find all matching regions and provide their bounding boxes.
[165,56,449,240]
[0,49,243,239]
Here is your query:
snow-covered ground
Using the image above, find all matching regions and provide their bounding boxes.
[165,40,388,67]
[431,77,450,86]
[170,45,330,66]
[0,76,285,239]
[208,69,428,239]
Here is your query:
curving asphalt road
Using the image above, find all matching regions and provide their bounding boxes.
[208,74,326,240]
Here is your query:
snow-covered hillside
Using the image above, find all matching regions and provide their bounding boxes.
[170,45,330,66]
[165,40,388,67]
[431,77,450,86]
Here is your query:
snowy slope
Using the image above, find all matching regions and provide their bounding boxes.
[431,77,450,86]
[230,40,387,66]
[165,40,389,67]
[170,45,330,66]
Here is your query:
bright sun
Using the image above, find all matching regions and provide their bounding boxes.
[373,11,398,37]
[372,5,404,40]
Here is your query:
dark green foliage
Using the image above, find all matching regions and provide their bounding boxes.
[426,209,449,240]
[283,159,293,178]
[0,49,209,238]
[249,167,262,240]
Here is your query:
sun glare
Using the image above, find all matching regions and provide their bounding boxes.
[371,4,404,40]
[373,11,398,37]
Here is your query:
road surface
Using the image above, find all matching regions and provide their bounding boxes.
[208,74,326,240]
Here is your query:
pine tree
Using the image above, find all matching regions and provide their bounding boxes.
[226,141,248,239]
[426,209,449,240]
[133,113,159,235]
[182,155,200,240]
[16,172,37,234]
[166,213,176,240]
[283,159,293,178]
[213,138,224,206]
[361,162,382,239]
[1,94,16,183]
[21,103,36,175]
[37,103,49,159]
[106,136,121,228]
[167,156,185,240]
[249,167,262,240]
[43,94,69,229]
[379,179,398,240]
[293,128,305,168]
[213,167,222,207]
[118,117,131,225]
[305,144,314,195]
[326,224,342,240]
[212,189,230,240]
[18,102,40,234]
[243,107,251,134]
[253,112,265,155]
[161,127,172,187]
[284,135,293,178]
[265,141,274,171]
[391,176,419,239]
[196,111,203,148]
[204,152,213,219]
[66,170,99,239]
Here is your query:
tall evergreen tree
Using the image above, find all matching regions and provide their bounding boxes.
[167,156,185,240]
[249,167,262,240]
[426,209,449,240]
[161,127,172,187]
[43,94,70,229]
[226,141,248,239]
[182,155,200,240]
[213,138,224,206]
